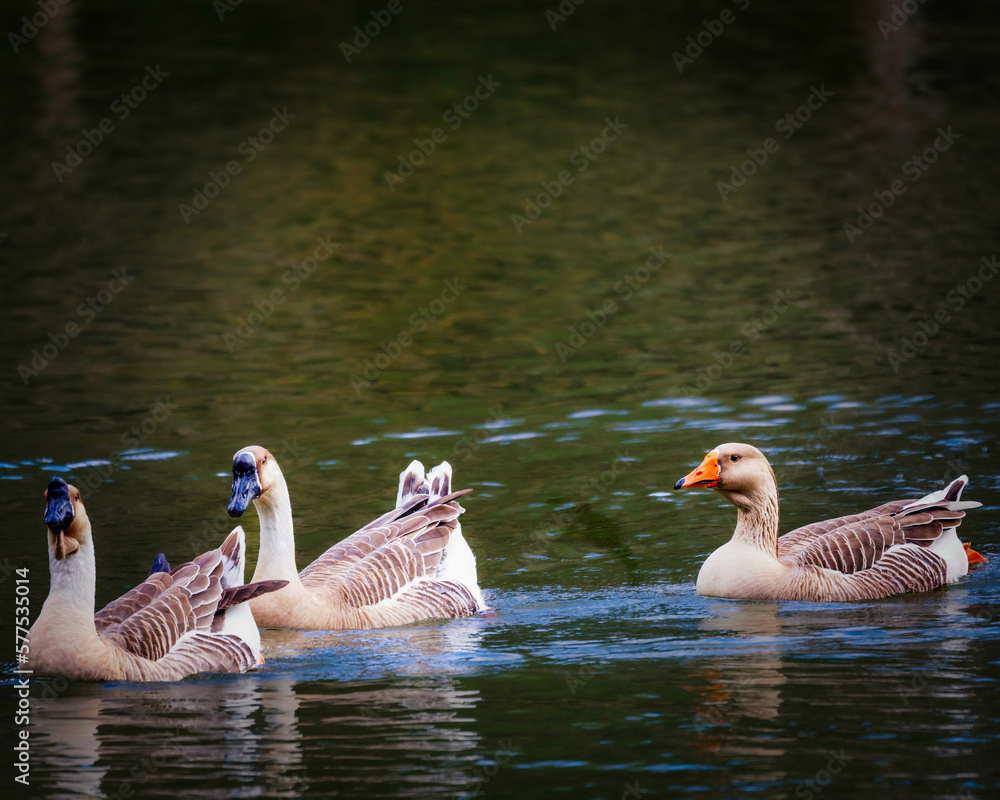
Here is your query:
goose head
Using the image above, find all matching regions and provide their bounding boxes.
[228,445,280,518]
[44,477,91,560]
[674,442,777,511]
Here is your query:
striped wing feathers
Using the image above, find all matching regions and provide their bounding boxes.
[783,504,970,571]
[783,515,905,574]
[776,501,907,558]
[96,554,227,661]
[896,508,967,544]
[218,580,288,611]
[804,544,948,602]
[153,632,255,677]
[338,527,456,609]
[94,572,174,633]
[780,488,971,593]
[298,493,469,616]
[364,579,479,628]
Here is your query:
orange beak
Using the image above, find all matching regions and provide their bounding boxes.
[964,542,987,566]
[675,451,720,489]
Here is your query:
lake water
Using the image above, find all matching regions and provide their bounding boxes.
[2,0,999,798]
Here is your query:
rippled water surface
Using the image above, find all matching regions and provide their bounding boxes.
[2,0,1000,798]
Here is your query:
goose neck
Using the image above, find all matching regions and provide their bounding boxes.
[38,537,99,636]
[732,488,781,556]
[252,474,302,584]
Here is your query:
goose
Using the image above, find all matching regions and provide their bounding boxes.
[27,477,287,681]
[674,443,986,601]
[226,445,487,630]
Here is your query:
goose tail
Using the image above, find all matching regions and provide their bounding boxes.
[425,461,453,504]
[219,526,248,588]
[903,475,987,575]
[397,460,427,507]
[215,526,286,667]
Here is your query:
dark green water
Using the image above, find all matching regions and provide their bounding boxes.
[2,0,999,797]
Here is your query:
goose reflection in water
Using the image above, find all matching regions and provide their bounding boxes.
[30,678,307,799]
[30,662,490,798]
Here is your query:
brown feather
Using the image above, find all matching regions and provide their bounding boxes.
[218,579,288,611]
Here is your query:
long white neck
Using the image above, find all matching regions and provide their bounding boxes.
[250,468,302,585]
[36,535,100,639]
[729,483,780,557]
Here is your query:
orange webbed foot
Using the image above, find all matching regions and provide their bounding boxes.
[964,542,987,566]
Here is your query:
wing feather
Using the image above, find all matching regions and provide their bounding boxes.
[153,632,255,677]
[297,485,472,620]
[781,487,972,578]
[93,573,173,633]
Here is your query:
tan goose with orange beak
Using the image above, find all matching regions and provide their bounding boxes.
[675,443,986,602]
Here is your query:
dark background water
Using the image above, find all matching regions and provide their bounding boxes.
[2,0,999,797]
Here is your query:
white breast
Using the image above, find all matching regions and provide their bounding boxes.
[696,540,788,599]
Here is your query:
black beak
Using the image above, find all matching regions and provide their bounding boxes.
[228,453,262,518]
[44,477,74,532]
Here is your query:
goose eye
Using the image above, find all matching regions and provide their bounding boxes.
[730,455,740,462]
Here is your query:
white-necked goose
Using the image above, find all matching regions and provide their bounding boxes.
[27,478,286,680]
[674,443,985,601]
[227,446,486,630]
